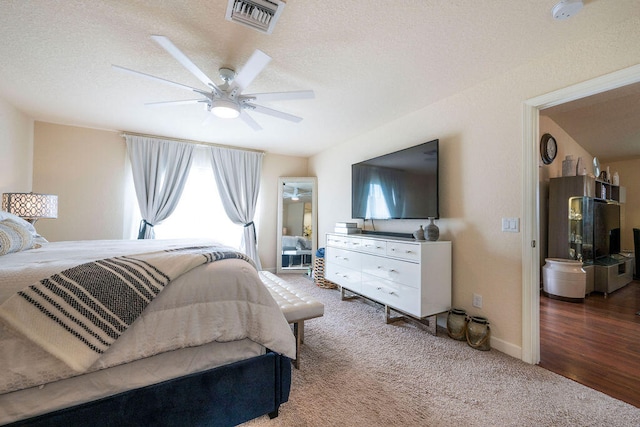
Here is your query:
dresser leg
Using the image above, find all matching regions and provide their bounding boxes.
[385,306,438,336]
[385,305,406,324]
[340,286,358,300]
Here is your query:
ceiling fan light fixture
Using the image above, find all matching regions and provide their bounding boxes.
[211,99,241,119]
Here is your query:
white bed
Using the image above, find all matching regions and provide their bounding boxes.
[0,236,295,425]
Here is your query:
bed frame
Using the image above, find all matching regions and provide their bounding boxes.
[7,352,291,427]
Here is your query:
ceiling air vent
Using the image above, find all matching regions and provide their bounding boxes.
[225,0,286,35]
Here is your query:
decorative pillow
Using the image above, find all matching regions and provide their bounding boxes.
[0,219,36,255]
[0,210,38,236]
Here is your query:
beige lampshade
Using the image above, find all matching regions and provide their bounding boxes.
[1,192,58,220]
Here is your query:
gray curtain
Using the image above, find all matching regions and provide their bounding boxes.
[208,146,263,269]
[126,135,195,239]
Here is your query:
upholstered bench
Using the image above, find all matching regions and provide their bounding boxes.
[259,271,324,369]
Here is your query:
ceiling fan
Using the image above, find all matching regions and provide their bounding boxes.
[112,35,314,130]
[283,185,312,201]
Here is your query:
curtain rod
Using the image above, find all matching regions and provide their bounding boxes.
[119,131,265,154]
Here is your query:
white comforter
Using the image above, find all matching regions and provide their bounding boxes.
[0,239,296,394]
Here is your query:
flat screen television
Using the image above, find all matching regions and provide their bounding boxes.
[593,200,620,258]
[351,139,439,220]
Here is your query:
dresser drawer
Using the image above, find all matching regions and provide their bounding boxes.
[326,263,362,293]
[359,238,386,255]
[326,234,350,248]
[361,254,420,288]
[361,274,420,316]
[327,234,363,249]
[386,241,421,262]
[326,246,361,270]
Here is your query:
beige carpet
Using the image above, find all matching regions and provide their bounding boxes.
[242,274,640,427]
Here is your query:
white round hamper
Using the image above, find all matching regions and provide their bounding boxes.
[542,258,586,302]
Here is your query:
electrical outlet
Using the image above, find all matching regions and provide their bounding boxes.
[473,293,482,308]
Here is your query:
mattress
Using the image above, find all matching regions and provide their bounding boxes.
[0,239,296,423]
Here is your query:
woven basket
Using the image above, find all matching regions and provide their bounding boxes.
[313,258,336,289]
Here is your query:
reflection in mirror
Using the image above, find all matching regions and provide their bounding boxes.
[277,177,317,274]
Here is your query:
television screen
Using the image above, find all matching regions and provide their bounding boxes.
[351,139,439,220]
[593,200,620,258]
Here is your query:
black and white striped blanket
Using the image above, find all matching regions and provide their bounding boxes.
[0,245,254,372]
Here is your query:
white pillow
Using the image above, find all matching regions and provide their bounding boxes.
[0,219,36,255]
[0,210,40,238]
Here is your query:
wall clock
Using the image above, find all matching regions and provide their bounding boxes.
[540,133,557,165]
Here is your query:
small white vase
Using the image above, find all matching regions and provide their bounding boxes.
[413,225,425,241]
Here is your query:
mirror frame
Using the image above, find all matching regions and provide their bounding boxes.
[276,177,317,274]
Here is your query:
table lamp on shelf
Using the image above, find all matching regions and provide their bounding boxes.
[1,192,58,224]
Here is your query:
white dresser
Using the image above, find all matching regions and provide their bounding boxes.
[325,233,452,322]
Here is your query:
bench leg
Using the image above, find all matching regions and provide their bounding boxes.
[299,321,305,344]
[293,321,302,369]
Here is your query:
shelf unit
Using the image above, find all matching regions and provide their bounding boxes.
[548,175,630,296]
[548,175,619,260]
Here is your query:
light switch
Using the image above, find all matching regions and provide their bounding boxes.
[501,217,520,233]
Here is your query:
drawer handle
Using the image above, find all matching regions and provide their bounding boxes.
[405,250,413,253]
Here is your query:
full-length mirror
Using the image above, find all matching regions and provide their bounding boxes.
[276,177,317,274]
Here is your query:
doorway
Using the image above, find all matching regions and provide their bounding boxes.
[522,64,640,365]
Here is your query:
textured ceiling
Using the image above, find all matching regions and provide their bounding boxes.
[542,81,640,162]
[0,1,639,157]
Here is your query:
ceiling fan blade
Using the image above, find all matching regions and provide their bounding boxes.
[112,65,206,94]
[247,103,303,123]
[151,35,222,95]
[145,99,207,107]
[231,49,272,92]
[240,111,263,131]
[246,90,315,102]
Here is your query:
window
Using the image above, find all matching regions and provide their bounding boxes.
[152,147,242,248]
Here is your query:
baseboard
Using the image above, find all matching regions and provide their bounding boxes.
[489,336,522,360]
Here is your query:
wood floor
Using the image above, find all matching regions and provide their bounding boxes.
[539,281,640,408]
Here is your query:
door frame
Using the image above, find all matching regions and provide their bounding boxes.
[522,64,640,364]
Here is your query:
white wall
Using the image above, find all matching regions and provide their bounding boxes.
[309,16,640,358]
[0,96,33,194]
[33,122,128,241]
